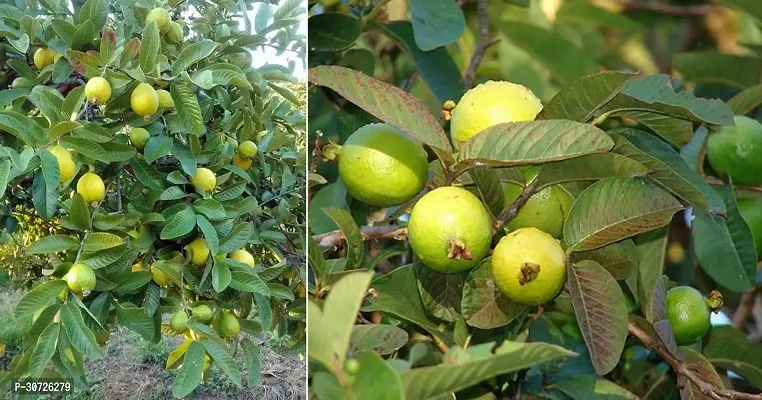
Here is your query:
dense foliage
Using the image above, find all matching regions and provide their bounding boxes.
[308,0,762,399]
[0,0,306,397]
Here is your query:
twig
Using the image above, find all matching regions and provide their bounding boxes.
[618,0,714,16]
[115,173,123,213]
[310,131,323,173]
[361,0,392,26]
[462,0,494,89]
[511,369,529,400]
[704,176,762,193]
[734,288,760,329]
[493,178,539,232]
[403,72,418,92]
[313,225,408,250]
[628,318,762,400]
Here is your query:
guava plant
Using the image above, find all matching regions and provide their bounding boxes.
[0,0,306,397]
[308,1,762,399]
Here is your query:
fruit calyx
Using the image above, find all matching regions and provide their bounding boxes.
[518,262,541,285]
[707,289,723,313]
[447,238,472,260]
[440,99,456,121]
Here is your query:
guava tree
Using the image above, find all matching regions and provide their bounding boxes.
[0,0,306,397]
[308,0,762,399]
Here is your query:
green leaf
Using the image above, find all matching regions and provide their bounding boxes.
[468,166,504,217]
[16,280,67,319]
[457,120,614,167]
[144,135,173,164]
[308,271,373,371]
[349,325,409,356]
[539,71,635,122]
[692,189,755,293]
[218,222,254,253]
[171,82,204,136]
[172,40,219,76]
[160,207,197,240]
[321,208,364,270]
[500,22,597,84]
[613,110,693,148]
[227,263,270,295]
[573,239,637,280]
[255,294,272,331]
[564,177,682,251]
[703,325,762,390]
[201,340,241,387]
[241,339,262,388]
[159,186,187,201]
[172,140,197,176]
[308,65,452,153]
[34,150,61,220]
[114,302,155,341]
[190,64,253,91]
[60,302,102,358]
[211,261,231,292]
[194,199,227,220]
[0,111,46,146]
[611,129,725,214]
[366,265,447,340]
[130,158,166,189]
[71,20,94,51]
[727,84,762,115]
[59,136,107,161]
[0,159,10,199]
[673,52,762,89]
[29,323,60,378]
[28,234,80,254]
[554,375,639,399]
[139,21,161,74]
[308,13,360,51]
[100,143,137,162]
[376,21,465,103]
[196,215,219,256]
[681,347,726,398]
[67,50,101,78]
[602,74,734,126]
[83,232,124,253]
[567,260,628,375]
[173,341,205,398]
[461,257,527,329]
[409,0,465,51]
[636,229,667,322]
[352,351,405,399]
[415,262,465,322]
[402,341,576,398]
[75,0,107,32]
[534,153,649,190]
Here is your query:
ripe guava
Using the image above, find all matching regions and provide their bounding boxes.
[450,81,543,148]
[338,123,429,208]
[408,186,493,273]
[492,227,566,306]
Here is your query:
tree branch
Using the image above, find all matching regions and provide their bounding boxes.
[628,318,762,400]
[313,225,408,250]
[619,0,714,16]
[462,0,496,89]
[493,178,539,233]
[704,176,762,193]
[734,288,761,329]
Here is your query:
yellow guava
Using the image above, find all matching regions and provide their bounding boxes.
[338,123,429,207]
[130,83,159,118]
[450,81,543,148]
[230,248,255,267]
[77,172,106,203]
[129,127,150,150]
[186,238,210,267]
[85,77,112,104]
[48,146,75,183]
[492,227,566,306]
[66,263,96,293]
[408,186,493,273]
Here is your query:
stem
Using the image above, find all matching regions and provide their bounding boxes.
[619,0,714,16]
[704,176,762,193]
[628,318,762,400]
[462,0,497,89]
[313,225,408,250]
[492,178,539,233]
[115,173,123,214]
